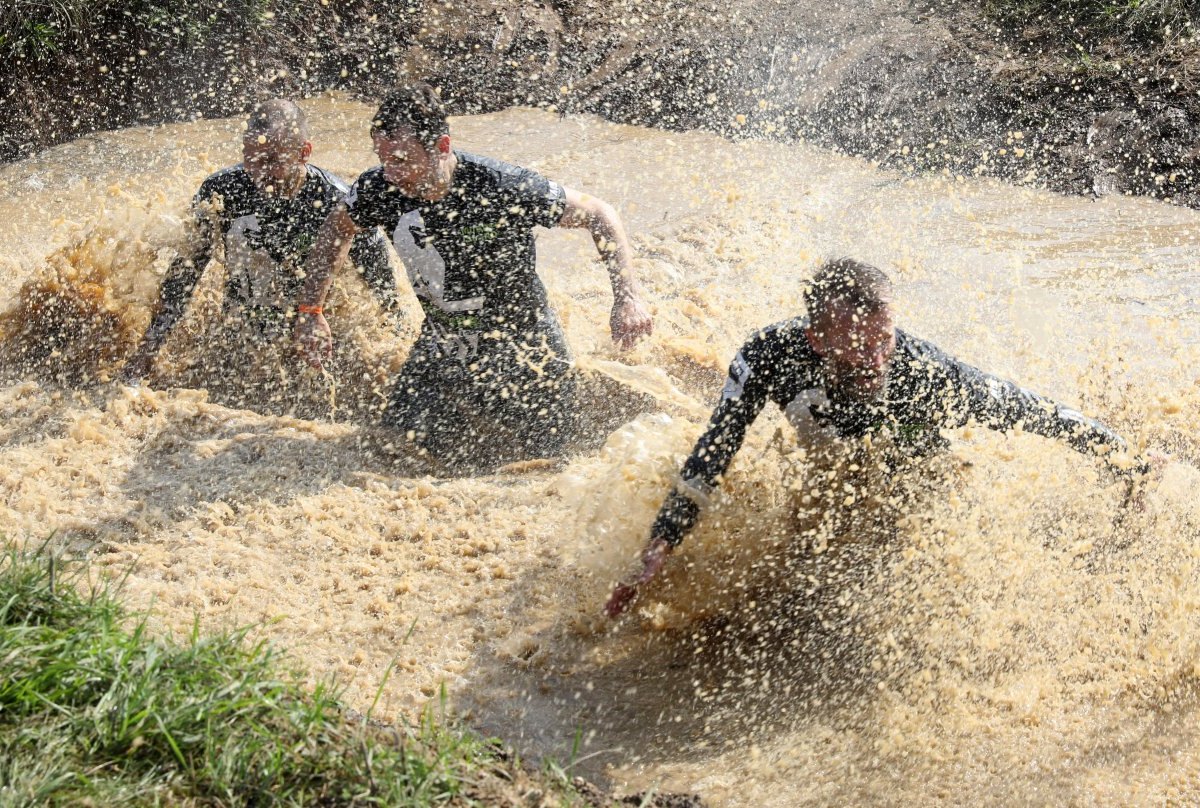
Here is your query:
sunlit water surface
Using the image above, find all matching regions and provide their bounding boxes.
[1,95,1198,806]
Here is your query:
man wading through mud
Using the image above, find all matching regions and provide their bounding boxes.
[121,99,396,387]
[293,82,653,468]
[606,258,1159,618]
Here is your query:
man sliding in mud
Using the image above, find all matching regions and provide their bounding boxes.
[293,82,653,468]
[120,99,396,385]
[606,257,1156,618]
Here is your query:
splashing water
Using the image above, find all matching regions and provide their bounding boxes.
[1,96,1199,806]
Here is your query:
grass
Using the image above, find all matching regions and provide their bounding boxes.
[0,0,273,61]
[0,540,583,807]
[984,0,1200,43]
[0,0,412,160]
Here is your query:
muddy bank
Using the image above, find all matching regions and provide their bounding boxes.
[5,0,1200,204]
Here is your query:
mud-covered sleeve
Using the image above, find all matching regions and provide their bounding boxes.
[187,180,221,262]
[156,255,204,319]
[349,229,396,310]
[650,341,776,548]
[157,182,222,313]
[139,182,220,343]
[495,163,567,229]
[343,170,400,231]
[929,350,1142,473]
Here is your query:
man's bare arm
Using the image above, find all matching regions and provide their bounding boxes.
[558,188,652,348]
[293,204,359,370]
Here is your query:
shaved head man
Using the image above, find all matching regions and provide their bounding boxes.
[121,99,397,387]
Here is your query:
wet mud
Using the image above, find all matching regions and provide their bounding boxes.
[1,99,1199,804]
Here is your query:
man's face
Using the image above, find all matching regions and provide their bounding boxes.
[807,302,897,401]
[373,129,444,195]
[242,131,310,193]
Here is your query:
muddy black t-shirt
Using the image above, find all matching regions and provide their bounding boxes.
[191,164,389,310]
[343,151,567,330]
[651,317,1138,547]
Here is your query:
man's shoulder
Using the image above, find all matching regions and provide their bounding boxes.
[745,316,809,355]
[734,316,815,378]
[895,328,955,365]
[345,166,410,220]
[719,316,813,401]
[349,165,386,190]
[196,164,253,201]
[455,151,549,191]
[891,329,981,391]
[346,166,390,200]
[456,150,523,176]
[304,163,351,195]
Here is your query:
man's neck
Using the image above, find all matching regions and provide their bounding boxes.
[280,165,309,199]
[420,151,458,202]
[257,165,307,200]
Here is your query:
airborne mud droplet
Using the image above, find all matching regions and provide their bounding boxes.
[1,97,1199,805]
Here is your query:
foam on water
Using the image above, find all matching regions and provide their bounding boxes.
[1,96,1199,805]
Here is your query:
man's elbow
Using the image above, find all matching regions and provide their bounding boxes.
[567,193,618,229]
[589,198,622,231]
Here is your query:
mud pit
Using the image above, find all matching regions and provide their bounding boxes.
[1,96,1200,805]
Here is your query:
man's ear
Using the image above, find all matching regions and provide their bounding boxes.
[299,141,314,162]
[806,323,827,357]
[435,134,452,155]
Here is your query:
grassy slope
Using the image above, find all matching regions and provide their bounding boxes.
[0,540,583,807]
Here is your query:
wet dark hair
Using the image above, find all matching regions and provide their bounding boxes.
[245,98,309,143]
[804,257,894,324]
[371,82,449,147]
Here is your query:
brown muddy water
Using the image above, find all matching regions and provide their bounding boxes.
[1,94,1199,806]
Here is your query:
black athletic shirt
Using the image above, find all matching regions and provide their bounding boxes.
[184,163,390,309]
[651,317,1139,547]
[343,151,567,330]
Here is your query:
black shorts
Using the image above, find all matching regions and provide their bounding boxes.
[383,309,578,467]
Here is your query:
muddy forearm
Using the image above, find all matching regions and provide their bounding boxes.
[561,189,641,302]
[300,206,357,309]
[650,488,703,548]
[138,252,207,352]
[648,393,764,548]
[588,203,640,303]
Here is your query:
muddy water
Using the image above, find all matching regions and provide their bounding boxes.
[1,95,1199,806]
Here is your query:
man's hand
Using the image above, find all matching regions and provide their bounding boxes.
[604,537,672,619]
[294,310,333,370]
[1123,449,1171,513]
[611,297,652,350]
[1143,449,1171,477]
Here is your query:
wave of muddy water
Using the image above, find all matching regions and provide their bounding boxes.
[1,94,1199,805]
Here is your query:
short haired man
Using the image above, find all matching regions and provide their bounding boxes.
[605,257,1155,617]
[294,82,653,467]
[121,99,395,385]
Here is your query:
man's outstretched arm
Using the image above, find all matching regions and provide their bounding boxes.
[937,351,1149,475]
[293,204,360,370]
[120,220,212,384]
[606,345,773,617]
[558,188,652,349]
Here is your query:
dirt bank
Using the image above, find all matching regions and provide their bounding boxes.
[4,0,1200,204]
